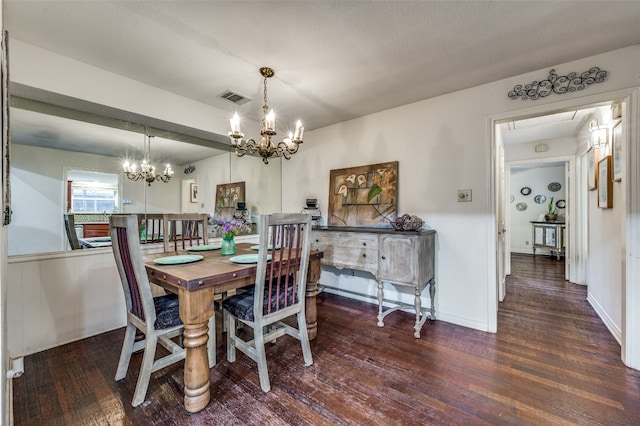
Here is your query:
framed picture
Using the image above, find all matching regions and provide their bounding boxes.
[598,156,612,209]
[215,181,245,221]
[327,161,398,227]
[587,146,599,191]
[189,183,198,203]
[612,120,623,182]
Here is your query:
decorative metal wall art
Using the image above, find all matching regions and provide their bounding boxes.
[508,67,608,101]
[184,164,196,174]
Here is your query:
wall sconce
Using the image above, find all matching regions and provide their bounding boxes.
[589,119,608,147]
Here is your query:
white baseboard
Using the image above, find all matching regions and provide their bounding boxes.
[587,291,622,345]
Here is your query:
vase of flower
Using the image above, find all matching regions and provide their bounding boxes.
[221,235,236,256]
[219,219,240,255]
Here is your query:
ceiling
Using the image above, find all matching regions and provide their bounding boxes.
[5,1,640,162]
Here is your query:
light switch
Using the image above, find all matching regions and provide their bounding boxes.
[458,189,472,202]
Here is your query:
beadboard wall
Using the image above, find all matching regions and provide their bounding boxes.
[7,234,259,357]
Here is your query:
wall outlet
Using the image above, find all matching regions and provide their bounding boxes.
[457,189,472,202]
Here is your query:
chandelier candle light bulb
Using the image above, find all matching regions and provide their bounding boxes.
[230,113,242,136]
[228,66,305,164]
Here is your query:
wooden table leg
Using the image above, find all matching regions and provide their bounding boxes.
[179,287,215,413]
[305,256,321,340]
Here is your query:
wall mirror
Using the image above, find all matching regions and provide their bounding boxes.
[8,85,282,256]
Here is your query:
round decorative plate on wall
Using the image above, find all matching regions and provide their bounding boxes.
[556,199,566,209]
[520,187,532,196]
[548,182,561,192]
[516,202,527,211]
[534,194,547,204]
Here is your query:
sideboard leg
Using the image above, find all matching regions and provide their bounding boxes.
[376,280,385,327]
[429,279,436,320]
[413,286,422,338]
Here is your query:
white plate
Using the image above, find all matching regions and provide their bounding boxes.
[228,254,272,264]
[534,194,546,204]
[187,244,221,251]
[153,254,203,265]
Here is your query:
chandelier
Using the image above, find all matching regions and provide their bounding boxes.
[122,131,174,186]
[228,67,304,164]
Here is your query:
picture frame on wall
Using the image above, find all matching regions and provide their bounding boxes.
[189,183,198,203]
[612,120,623,182]
[327,161,398,227]
[587,146,599,191]
[598,156,612,209]
[215,181,246,221]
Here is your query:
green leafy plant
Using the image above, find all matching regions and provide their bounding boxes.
[547,196,557,214]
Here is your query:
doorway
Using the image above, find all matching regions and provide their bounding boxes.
[491,88,640,370]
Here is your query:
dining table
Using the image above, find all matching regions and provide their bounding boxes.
[143,242,323,413]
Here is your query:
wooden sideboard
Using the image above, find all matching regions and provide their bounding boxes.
[311,226,436,338]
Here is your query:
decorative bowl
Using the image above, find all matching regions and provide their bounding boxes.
[390,214,424,231]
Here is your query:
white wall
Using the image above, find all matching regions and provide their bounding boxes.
[586,119,625,343]
[509,166,566,254]
[188,153,282,219]
[282,45,640,335]
[7,38,640,366]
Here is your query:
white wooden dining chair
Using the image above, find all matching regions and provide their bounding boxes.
[110,214,186,407]
[222,213,313,392]
[162,213,218,367]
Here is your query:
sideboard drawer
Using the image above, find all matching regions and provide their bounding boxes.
[318,245,378,270]
[312,232,378,250]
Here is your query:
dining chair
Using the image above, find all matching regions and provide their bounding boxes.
[110,214,186,407]
[162,213,209,252]
[140,213,164,243]
[162,213,217,365]
[63,214,82,250]
[223,213,313,392]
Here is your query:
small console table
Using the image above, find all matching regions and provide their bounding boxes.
[531,221,565,260]
[311,226,436,338]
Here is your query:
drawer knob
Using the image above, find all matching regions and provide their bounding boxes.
[381,256,386,260]
[363,242,367,246]
[362,254,366,258]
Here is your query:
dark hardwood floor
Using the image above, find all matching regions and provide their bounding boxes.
[12,253,640,425]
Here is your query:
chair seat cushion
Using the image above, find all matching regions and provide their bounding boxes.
[222,283,298,322]
[153,294,182,329]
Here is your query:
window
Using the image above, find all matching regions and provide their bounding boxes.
[67,170,119,213]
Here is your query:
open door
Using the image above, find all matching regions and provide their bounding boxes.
[496,131,507,302]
